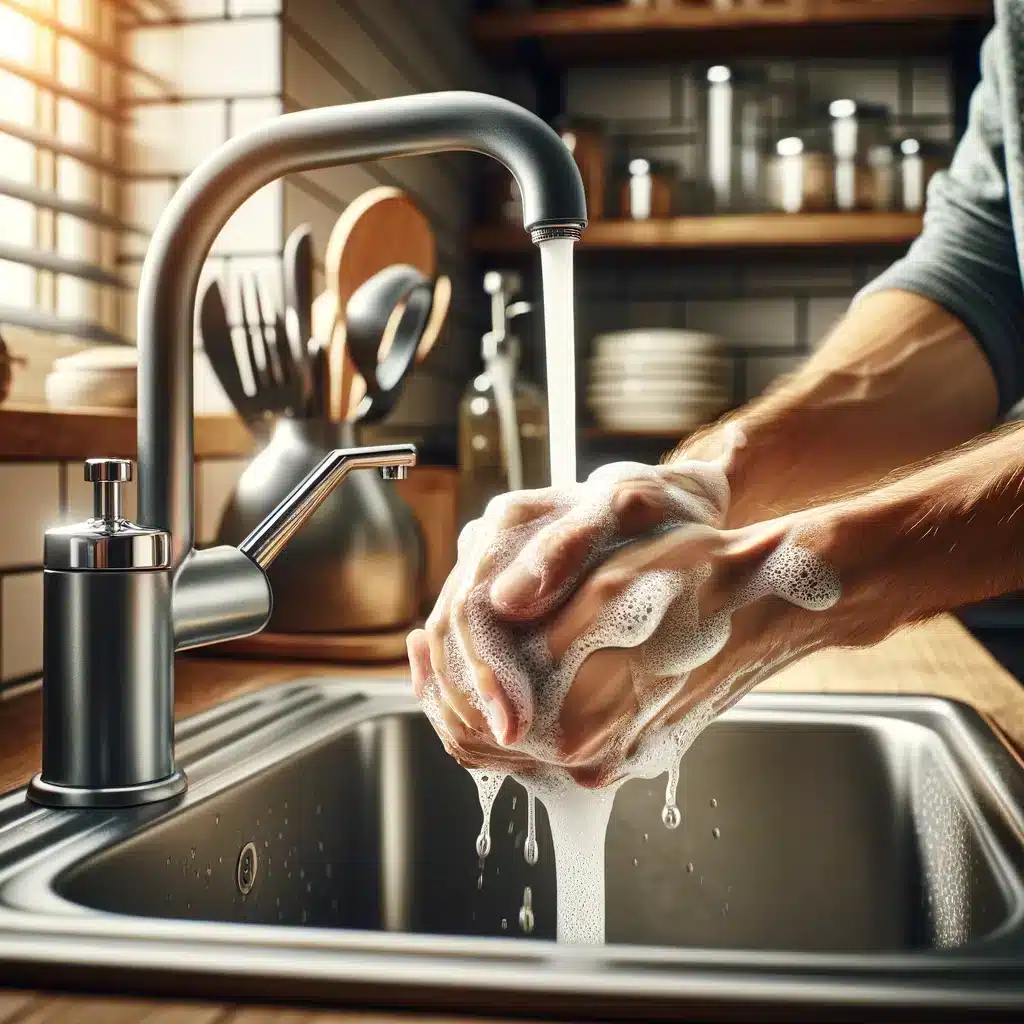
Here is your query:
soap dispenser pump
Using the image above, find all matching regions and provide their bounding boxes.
[458,270,549,526]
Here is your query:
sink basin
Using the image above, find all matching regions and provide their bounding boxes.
[1,680,1024,1019]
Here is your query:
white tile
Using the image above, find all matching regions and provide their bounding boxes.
[742,263,856,295]
[230,97,283,137]
[0,465,60,567]
[285,0,410,100]
[2,571,43,680]
[806,61,901,112]
[127,101,227,176]
[807,296,852,348]
[626,301,682,330]
[194,351,235,416]
[166,0,225,16]
[912,60,951,118]
[64,461,138,524]
[197,458,250,546]
[744,354,805,400]
[685,298,798,349]
[123,179,175,246]
[130,19,281,99]
[283,31,359,109]
[567,67,672,122]
[211,180,283,255]
[229,0,280,14]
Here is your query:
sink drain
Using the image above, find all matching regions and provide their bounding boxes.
[237,842,258,894]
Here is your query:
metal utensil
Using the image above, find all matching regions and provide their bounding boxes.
[282,224,315,413]
[344,264,434,424]
[238,275,304,418]
[198,278,262,426]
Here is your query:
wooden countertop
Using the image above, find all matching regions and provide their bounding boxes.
[0,404,255,460]
[3,613,1023,1021]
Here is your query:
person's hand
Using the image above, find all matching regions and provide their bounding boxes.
[407,449,735,773]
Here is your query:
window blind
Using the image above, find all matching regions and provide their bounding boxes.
[0,0,170,349]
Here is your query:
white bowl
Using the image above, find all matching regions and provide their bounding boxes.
[45,367,137,410]
[593,329,726,358]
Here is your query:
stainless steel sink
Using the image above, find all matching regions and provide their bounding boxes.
[1,680,1024,1020]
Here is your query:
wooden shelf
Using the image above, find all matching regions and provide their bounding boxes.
[473,0,992,62]
[472,211,923,253]
[0,404,255,460]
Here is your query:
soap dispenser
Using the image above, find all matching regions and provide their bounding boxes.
[458,271,549,526]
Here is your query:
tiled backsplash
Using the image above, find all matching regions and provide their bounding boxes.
[0,456,249,692]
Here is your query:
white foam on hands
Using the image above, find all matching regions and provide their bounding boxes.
[419,447,840,945]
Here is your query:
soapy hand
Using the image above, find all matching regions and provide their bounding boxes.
[408,439,842,787]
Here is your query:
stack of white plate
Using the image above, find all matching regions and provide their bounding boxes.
[587,329,732,433]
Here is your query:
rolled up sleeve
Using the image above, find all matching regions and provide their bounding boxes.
[856,29,1024,414]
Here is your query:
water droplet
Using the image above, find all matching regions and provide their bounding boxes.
[190,847,196,859]
[643,833,649,843]
[512,796,517,811]
[165,856,171,867]
[218,856,223,864]
[276,897,281,907]
[721,902,729,916]
[264,840,269,848]
[662,805,681,830]
[299,868,305,879]
[501,917,508,931]
[205,865,212,877]
[284,818,288,826]
[325,863,333,879]
[278,911,284,921]
[256,819,260,826]
[277,831,283,840]
[476,874,484,890]
[712,827,721,839]
[317,840,324,853]
[186,902,191,910]
[507,821,514,835]
[301,909,308,924]
[315,803,322,815]
[476,832,491,858]
[518,902,535,934]
[165,892,171,902]
[710,798,718,809]
[632,857,639,867]
[306,882,312,893]
[686,862,694,873]
[215,814,220,825]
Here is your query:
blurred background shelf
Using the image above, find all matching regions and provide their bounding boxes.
[472,212,924,253]
[473,1,993,63]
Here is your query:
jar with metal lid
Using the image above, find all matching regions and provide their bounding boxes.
[827,100,894,211]
[619,157,676,219]
[896,137,950,211]
[766,126,835,214]
[698,64,790,212]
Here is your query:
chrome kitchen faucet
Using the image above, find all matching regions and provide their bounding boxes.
[27,92,586,809]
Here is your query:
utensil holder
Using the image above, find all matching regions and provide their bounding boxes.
[216,417,425,634]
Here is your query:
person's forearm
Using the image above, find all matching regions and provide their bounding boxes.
[794,421,1024,644]
[674,289,999,527]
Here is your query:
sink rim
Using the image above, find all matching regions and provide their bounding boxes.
[1,682,1024,1016]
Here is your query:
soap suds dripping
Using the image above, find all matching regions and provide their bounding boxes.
[421,455,841,945]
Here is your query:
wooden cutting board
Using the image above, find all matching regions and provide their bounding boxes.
[311,187,437,421]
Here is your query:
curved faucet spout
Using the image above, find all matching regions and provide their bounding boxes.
[137,91,587,569]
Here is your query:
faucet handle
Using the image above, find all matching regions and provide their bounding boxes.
[85,457,132,482]
[85,457,132,522]
[238,443,417,570]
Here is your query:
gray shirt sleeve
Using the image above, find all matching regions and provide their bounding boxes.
[856,28,1024,414]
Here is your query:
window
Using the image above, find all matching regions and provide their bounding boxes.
[0,0,156,351]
